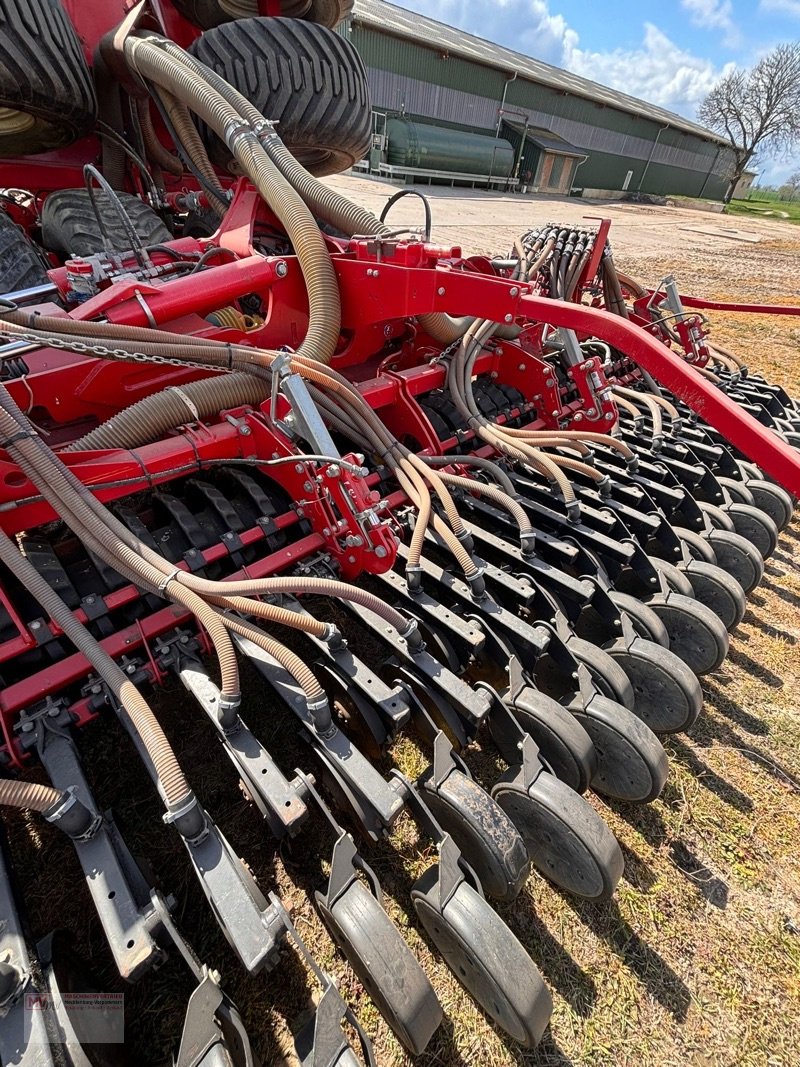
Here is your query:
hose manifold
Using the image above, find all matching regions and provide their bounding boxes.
[465,566,487,599]
[164,793,208,845]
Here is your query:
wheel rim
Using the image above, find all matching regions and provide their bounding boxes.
[0,107,34,136]
[682,562,747,631]
[606,638,702,733]
[573,698,669,803]
[493,772,623,899]
[646,594,729,675]
[727,504,779,559]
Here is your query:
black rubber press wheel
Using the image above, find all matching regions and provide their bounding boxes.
[492,770,623,899]
[606,637,702,733]
[704,528,764,593]
[680,559,747,631]
[419,768,530,902]
[571,696,669,803]
[412,865,553,1048]
[645,592,729,676]
[318,881,443,1056]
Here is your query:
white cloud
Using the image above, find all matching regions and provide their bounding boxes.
[680,0,740,46]
[759,0,800,16]
[389,2,735,120]
[565,23,737,116]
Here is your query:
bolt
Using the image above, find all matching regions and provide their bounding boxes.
[85,595,96,605]
[504,313,513,323]
[223,531,234,540]
[303,481,313,492]
[490,371,498,379]
[48,705,59,717]
[239,424,251,436]
[30,621,41,631]
[510,286,519,297]
[518,363,527,372]
[545,378,555,388]
[604,412,614,421]
[294,463,304,473]
[551,410,560,418]
[296,508,304,518]
[375,546,388,558]
[21,721,34,733]
[437,286,446,296]
[347,555,356,564]
[326,465,340,478]
[586,407,597,417]
[275,260,288,278]
[366,269,373,278]
[584,359,595,370]
[322,528,330,537]
[126,664,136,675]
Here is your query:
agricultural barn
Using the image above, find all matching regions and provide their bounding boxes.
[339,0,736,198]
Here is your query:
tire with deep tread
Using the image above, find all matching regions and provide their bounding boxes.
[0,0,97,157]
[0,210,48,294]
[173,0,351,30]
[189,17,372,176]
[41,190,172,257]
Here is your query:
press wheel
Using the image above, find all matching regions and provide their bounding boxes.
[645,592,729,675]
[502,688,597,794]
[411,866,552,1047]
[492,770,623,899]
[318,881,443,1056]
[605,637,702,733]
[673,526,718,564]
[680,559,746,630]
[704,528,764,593]
[567,635,636,708]
[571,696,669,803]
[648,556,694,596]
[744,479,793,531]
[419,768,530,902]
[725,502,779,559]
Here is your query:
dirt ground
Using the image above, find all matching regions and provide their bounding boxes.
[5,180,800,1067]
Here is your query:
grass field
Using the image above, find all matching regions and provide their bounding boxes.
[3,204,800,1067]
[725,197,800,224]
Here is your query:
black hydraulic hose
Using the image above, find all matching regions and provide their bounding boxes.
[380,189,432,243]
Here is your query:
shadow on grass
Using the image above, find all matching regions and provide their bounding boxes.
[742,607,797,646]
[704,680,771,736]
[562,895,691,1022]
[725,646,784,688]
[668,840,728,910]
[666,736,754,812]
[689,708,800,791]
[760,575,800,610]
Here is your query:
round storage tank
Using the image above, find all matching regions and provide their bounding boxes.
[387,118,514,179]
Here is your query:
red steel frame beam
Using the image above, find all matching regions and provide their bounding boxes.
[679,295,800,317]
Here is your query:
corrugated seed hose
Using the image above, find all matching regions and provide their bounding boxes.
[0,777,64,814]
[0,526,194,816]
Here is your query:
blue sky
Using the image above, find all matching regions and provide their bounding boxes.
[385,0,800,184]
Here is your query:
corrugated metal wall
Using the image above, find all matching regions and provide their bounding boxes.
[340,20,735,198]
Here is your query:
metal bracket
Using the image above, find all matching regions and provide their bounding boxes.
[179,665,308,838]
[31,717,166,981]
[233,634,405,836]
[271,351,341,458]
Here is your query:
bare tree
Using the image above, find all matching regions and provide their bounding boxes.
[698,43,800,202]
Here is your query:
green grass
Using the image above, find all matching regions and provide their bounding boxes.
[725,198,800,224]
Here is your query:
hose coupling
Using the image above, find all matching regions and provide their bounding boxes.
[164,793,207,845]
[597,474,613,498]
[456,529,475,553]
[465,566,487,600]
[566,500,582,524]
[323,624,347,650]
[520,531,537,556]
[405,565,424,594]
[44,787,101,842]
[306,696,335,738]
[400,618,425,653]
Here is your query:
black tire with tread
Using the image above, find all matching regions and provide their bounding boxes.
[0,209,48,293]
[173,0,350,30]
[42,190,172,257]
[0,0,97,157]
[190,17,372,176]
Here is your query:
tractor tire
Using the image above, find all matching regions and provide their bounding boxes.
[0,0,97,158]
[173,0,351,31]
[190,17,372,177]
[41,190,172,257]
[0,209,48,294]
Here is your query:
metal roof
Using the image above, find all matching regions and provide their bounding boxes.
[503,121,585,157]
[349,0,729,147]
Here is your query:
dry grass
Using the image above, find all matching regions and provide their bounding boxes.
[4,211,800,1067]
